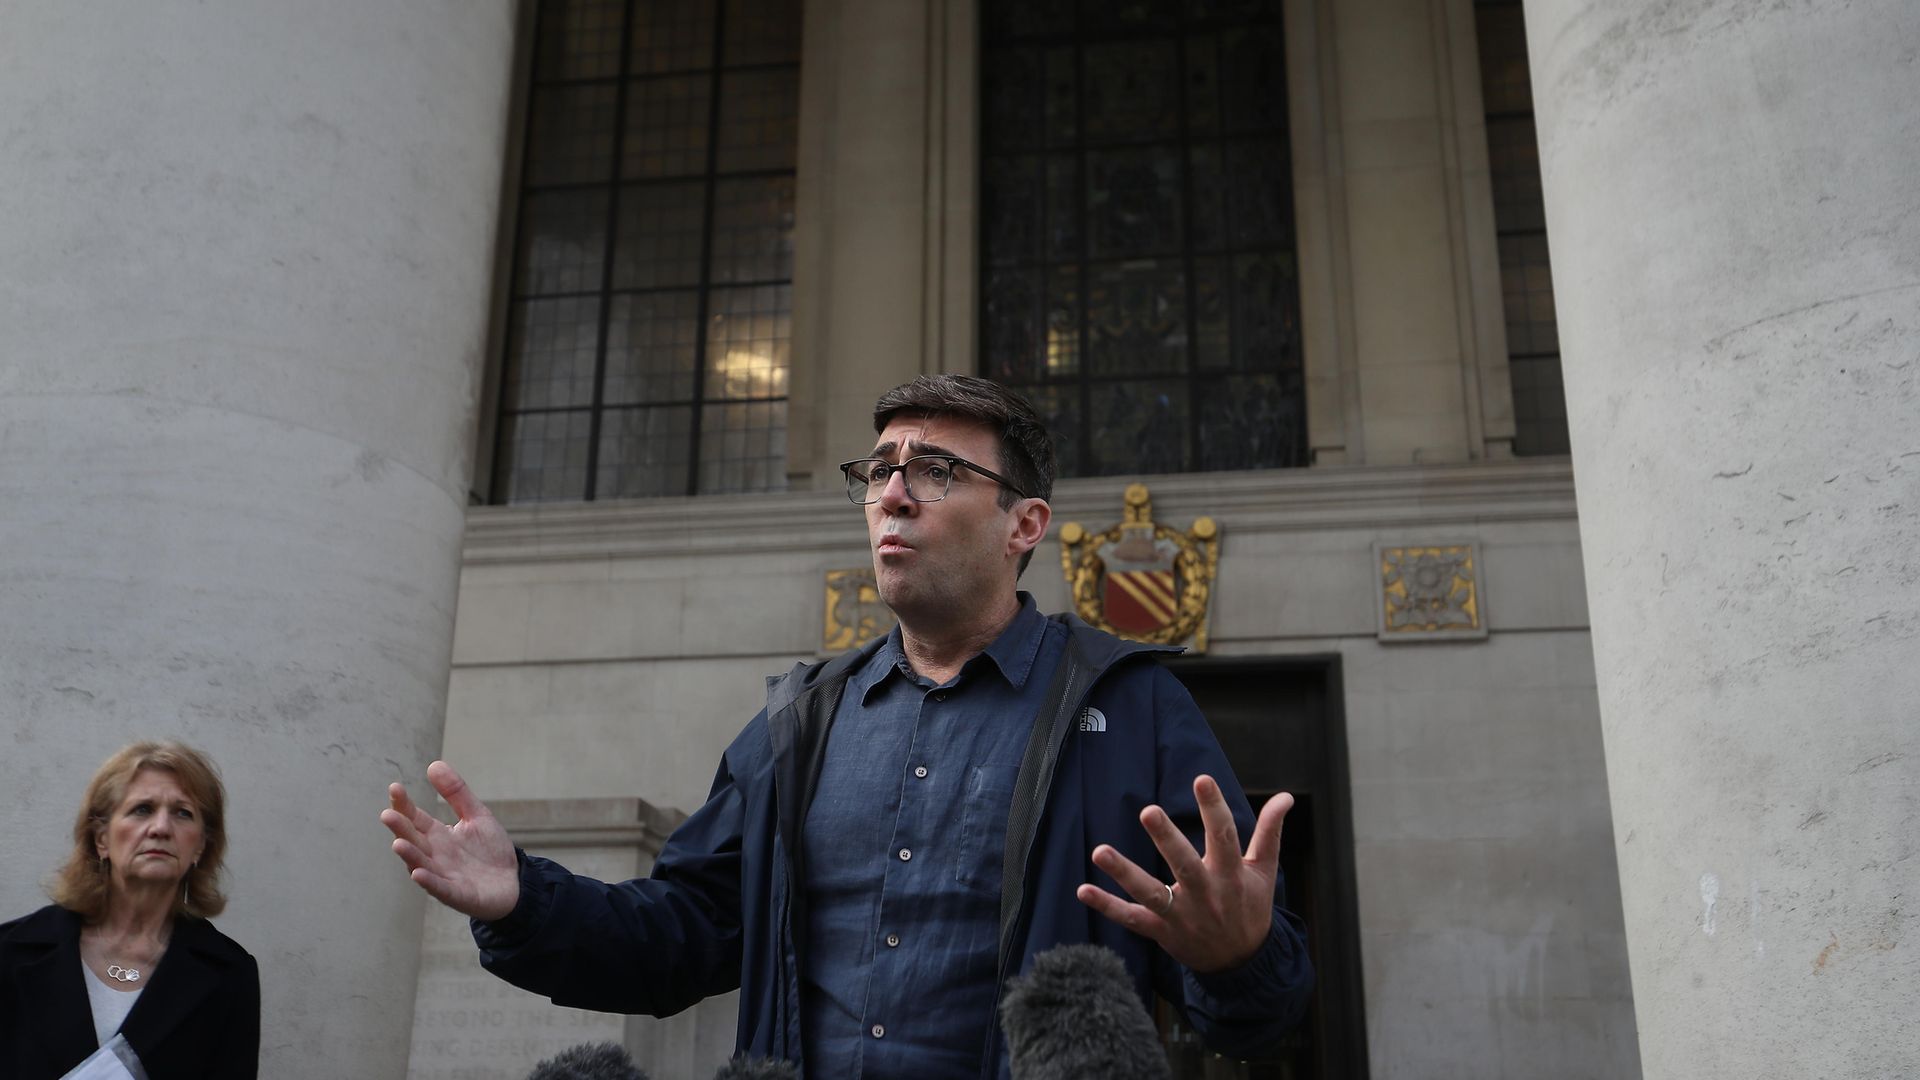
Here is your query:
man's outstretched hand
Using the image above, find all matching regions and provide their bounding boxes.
[381,760,521,923]
[1076,775,1290,974]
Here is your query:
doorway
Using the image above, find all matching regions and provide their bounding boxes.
[1159,656,1368,1080]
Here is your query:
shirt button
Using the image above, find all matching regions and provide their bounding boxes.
[932,691,947,702]
[914,766,928,779]
[871,1024,886,1039]
[898,848,912,861]
[885,933,900,948]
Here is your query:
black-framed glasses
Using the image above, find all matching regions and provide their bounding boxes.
[838,455,1032,505]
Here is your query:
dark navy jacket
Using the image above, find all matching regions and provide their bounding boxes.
[474,613,1313,1077]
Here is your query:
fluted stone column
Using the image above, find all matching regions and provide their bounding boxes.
[0,3,513,1075]
[1527,1,1920,1074]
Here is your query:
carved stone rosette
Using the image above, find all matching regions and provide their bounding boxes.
[1374,542,1488,641]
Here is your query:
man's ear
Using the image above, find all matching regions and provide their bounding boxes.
[1008,498,1052,559]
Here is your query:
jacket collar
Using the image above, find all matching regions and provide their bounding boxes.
[766,608,1177,768]
[762,608,1177,860]
[857,592,1053,704]
[1050,608,1183,668]
[765,630,888,720]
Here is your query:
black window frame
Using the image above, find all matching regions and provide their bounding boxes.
[977,0,1309,480]
[490,0,800,504]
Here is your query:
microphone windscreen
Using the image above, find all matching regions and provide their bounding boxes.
[999,944,1172,1080]
[710,1057,801,1080]
[525,1041,650,1080]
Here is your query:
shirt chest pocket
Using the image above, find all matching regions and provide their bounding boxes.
[955,763,1021,895]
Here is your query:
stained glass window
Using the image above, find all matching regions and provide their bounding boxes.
[1475,0,1568,456]
[493,0,800,503]
[981,0,1306,477]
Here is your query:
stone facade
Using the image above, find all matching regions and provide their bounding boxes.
[24,0,1911,1076]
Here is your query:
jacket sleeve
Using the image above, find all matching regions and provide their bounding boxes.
[469,748,750,1017]
[1143,666,1315,1059]
[211,951,261,1079]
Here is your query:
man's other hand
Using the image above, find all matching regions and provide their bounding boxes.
[1075,775,1290,974]
[380,760,521,922]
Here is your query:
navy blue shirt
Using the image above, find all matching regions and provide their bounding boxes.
[800,594,1063,1079]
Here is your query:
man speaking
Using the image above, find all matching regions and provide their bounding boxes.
[381,375,1313,1078]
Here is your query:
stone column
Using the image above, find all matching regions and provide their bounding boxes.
[0,3,513,1076]
[1527,1,1920,1074]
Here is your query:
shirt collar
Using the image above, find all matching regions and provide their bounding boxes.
[857,592,1049,703]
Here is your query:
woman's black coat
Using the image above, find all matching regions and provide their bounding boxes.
[0,903,260,1079]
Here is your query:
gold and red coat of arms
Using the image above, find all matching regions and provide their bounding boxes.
[1057,483,1221,652]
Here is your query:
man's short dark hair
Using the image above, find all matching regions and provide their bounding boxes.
[873,374,1057,574]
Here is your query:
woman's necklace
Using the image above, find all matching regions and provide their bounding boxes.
[84,927,166,986]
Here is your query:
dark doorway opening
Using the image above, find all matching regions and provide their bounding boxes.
[1159,655,1368,1080]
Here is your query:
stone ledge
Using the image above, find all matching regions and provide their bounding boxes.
[486,797,686,850]
[462,459,1577,564]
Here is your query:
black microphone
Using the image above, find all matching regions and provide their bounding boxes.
[999,944,1172,1080]
[525,1041,650,1080]
[710,1057,801,1080]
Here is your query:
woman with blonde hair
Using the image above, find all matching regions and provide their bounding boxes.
[0,741,259,1078]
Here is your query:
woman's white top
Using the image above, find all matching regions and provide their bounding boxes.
[81,960,143,1045]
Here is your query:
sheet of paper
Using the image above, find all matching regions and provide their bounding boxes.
[59,1034,148,1080]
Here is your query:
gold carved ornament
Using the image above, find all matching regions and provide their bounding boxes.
[1057,483,1221,652]
[822,567,895,651]
[1374,542,1486,641]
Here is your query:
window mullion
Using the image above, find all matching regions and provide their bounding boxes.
[1174,17,1201,473]
[580,0,641,501]
[685,1,730,496]
[1073,35,1093,474]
